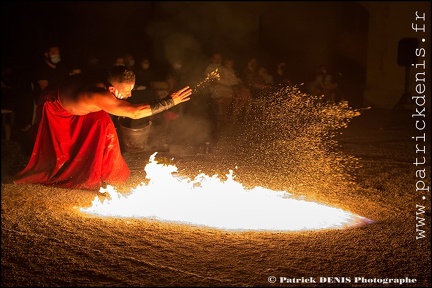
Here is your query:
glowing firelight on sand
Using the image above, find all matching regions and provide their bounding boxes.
[81,153,373,231]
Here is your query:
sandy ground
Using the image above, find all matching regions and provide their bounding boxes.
[1,107,431,287]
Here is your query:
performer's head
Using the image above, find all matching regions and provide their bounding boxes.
[107,65,136,100]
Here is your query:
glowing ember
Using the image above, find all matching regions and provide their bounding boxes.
[80,153,373,231]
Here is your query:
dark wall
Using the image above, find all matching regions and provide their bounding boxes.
[2,1,368,104]
[1,2,154,69]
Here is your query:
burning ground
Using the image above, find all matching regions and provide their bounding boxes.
[1,86,431,286]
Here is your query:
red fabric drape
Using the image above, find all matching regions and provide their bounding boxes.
[14,90,130,190]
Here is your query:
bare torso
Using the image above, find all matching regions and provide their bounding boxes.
[55,73,191,119]
[57,74,108,115]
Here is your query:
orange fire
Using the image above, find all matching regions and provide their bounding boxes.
[80,152,373,231]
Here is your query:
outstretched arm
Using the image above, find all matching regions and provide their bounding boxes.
[150,86,192,115]
[96,86,192,119]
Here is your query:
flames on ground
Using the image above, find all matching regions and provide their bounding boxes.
[80,152,372,231]
[81,85,373,231]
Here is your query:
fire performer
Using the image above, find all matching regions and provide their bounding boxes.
[14,65,192,190]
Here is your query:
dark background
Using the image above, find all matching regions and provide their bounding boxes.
[4,1,429,110]
[2,2,156,71]
[1,1,368,90]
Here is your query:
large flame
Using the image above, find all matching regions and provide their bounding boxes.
[80,153,373,231]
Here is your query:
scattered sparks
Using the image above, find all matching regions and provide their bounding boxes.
[192,69,221,92]
[80,83,373,232]
[235,84,365,196]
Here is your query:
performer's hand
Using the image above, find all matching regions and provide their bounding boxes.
[170,86,192,105]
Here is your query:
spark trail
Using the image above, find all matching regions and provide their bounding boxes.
[192,69,220,93]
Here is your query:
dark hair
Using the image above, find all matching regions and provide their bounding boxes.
[107,65,135,84]
[42,42,61,53]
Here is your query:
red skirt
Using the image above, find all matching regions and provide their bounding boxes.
[14,91,130,190]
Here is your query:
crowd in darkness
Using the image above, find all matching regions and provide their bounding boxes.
[1,35,345,150]
[1,1,354,144]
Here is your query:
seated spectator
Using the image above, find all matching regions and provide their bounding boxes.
[273,61,291,86]
[241,57,258,89]
[113,56,125,66]
[307,65,343,103]
[241,58,272,98]
[124,53,136,70]
[27,44,71,136]
[323,74,338,103]
[209,56,234,128]
[308,73,325,97]
[257,66,274,86]
[81,54,107,80]
[241,59,275,120]
[219,57,251,124]
[33,44,70,101]
[204,52,223,76]
[134,57,157,91]
[150,58,186,151]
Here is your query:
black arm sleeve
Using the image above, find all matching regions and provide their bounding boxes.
[149,95,175,115]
